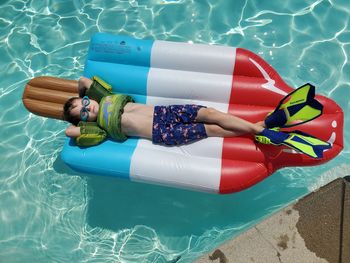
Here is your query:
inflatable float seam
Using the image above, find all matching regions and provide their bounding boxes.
[85,56,151,68]
[86,59,237,80]
[229,105,273,112]
[137,147,220,161]
[87,58,236,76]
[131,175,219,193]
[233,75,278,85]
[143,96,230,107]
[136,148,266,163]
[150,67,234,76]
[73,166,128,178]
[85,58,149,67]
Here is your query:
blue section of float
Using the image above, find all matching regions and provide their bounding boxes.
[87,33,153,67]
[61,33,155,178]
[61,138,140,179]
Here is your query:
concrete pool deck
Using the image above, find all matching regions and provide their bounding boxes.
[195,176,349,263]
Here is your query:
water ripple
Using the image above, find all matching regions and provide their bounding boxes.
[0,0,349,262]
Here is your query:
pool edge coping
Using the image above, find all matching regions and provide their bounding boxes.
[194,176,350,263]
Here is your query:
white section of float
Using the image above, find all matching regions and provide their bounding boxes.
[151,41,236,74]
[129,41,237,192]
[130,138,223,192]
[146,68,233,108]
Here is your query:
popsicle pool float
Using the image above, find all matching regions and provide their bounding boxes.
[23,33,344,194]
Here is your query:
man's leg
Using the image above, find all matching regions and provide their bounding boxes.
[196,107,264,135]
[205,123,264,137]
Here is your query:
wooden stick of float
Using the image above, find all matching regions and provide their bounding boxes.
[22,76,79,120]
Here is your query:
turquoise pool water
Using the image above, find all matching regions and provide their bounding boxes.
[0,0,349,262]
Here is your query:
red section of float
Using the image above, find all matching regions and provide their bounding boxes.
[219,48,344,194]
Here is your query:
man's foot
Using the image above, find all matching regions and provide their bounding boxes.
[255,128,286,145]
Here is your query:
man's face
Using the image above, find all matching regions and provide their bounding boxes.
[70,98,99,122]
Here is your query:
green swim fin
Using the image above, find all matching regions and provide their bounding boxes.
[282,130,331,158]
[265,83,323,128]
[255,128,331,158]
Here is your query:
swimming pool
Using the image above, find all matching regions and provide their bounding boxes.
[0,0,349,262]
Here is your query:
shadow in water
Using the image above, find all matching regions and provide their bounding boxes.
[53,157,306,237]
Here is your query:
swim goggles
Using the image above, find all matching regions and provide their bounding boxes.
[80,96,90,122]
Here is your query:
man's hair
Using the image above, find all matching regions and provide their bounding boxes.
[63,97,81,125]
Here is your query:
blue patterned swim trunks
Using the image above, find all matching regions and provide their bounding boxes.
[152,105,208,146]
